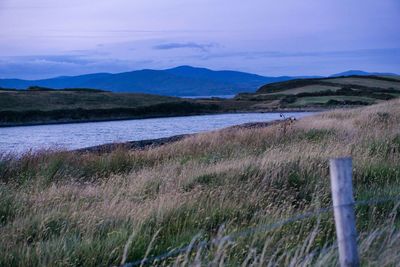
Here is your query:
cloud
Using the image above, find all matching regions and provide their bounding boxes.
[1,46,399,79]
[194,48,400,60]
[0,54,155,79]
[15,54,94,65]
[153,42,217,52]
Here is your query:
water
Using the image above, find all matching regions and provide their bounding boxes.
[181,95,235,99]
[0,112,313,154]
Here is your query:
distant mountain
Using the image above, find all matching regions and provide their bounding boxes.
[330,70,398,77]
[0,66,293,96]
[1,66,397,96]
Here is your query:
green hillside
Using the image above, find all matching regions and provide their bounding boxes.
[0,87,180,111]
[0,88,220,126]
[235,75,400,108]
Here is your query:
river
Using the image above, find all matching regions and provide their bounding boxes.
[0,112,314,154]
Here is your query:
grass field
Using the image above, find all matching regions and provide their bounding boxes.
[0,89,226,126]
[236,75,400,109]
[0,89,180,111]
[268,85,340,95]
[290,95,377,106]
[1,99,400,266]
[327,77,400,89]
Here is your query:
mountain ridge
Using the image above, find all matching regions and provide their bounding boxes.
[330,70,399,77]
[0,66,397,96]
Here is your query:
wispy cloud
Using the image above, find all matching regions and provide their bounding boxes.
[153,42,217,52]
[1,46,399,79]
[9,54,94,65]
[0,54,154,79]
[194,48,400,60]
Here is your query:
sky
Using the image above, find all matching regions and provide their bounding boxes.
[0,0,399,79]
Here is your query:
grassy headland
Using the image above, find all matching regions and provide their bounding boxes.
[2,75,400,126]
[236,75,400,108]
[0,87,221,126]
[1,99,400,266]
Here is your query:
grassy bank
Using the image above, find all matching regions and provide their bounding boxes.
[0,87,181,111]
[0,101,221,127]
[1,99,400,266]
[0,89,225,126]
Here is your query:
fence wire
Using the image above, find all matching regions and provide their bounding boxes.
[123,194,400,267]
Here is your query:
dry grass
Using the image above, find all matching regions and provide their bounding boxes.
[1,99,400,266]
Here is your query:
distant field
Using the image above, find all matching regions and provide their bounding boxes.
[269,84,340,95]
[289,95,378,106]
[0,89,180,111]
[326,77,400,89]
[384,75,400,81]
[0,88,223,126]
[236,75,400,108]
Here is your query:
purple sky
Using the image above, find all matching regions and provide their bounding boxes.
[0,0,399,79]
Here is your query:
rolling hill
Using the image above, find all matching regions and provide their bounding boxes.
[235,75,400,108]
[0,88,223,126]
[330,70,399,77]
[0,88,181,112]
[0,66,293,96]
[2,66,395,96]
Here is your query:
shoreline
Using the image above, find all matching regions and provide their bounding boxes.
[0,108,325,128]
[75,120,285,153]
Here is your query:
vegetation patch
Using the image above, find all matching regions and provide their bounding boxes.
[298,128,335,142]
[242,75,400,109]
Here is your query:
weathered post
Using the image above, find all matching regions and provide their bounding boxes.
[329,157,360,267]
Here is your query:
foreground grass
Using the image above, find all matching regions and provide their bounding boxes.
[1,99,400,266]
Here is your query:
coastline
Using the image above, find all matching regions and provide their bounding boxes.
[75,120,285,153]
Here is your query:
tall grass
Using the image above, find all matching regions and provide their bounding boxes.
[1,99,400,266]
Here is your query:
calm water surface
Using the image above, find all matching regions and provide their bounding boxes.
[0,112,313,154]
[181,94,235,99]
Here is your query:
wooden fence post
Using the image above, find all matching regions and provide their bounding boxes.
[329,157,360,267]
